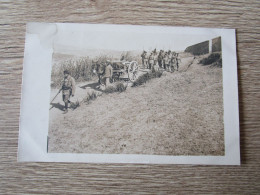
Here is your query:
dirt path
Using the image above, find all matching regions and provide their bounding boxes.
[49,67,150,124]
[49,80,99,124]
[48,53,224,155]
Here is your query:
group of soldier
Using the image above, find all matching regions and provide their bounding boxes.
[141,49,181,72]
[56,49,181,114]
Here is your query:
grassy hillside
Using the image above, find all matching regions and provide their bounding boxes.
[48,54,224,156]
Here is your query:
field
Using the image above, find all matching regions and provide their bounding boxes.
[48,53,224,156]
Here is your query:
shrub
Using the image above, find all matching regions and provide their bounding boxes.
[70,100,80,110]
[132,70,163,87]
[104,82,127,93]
[51,54,113,89]
[212,57,222,68]
[199,53,221,66]
[115,82,127,92]
[51,57,94,88]
[83,91,99,104]
[151,70,163,78]
[104,86,116,93]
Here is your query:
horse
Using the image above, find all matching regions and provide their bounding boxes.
[92,60,105,84]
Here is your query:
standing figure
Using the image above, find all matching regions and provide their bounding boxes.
[93,61,105,84]
[162,52,167,70]
[169,52,176,72]
[60,70,76,114]
[163,51,170,71]
[167,50,173,72]
[157,50,164,69]
[103,60,113,87]
[176,53,181,71]
[153,50,158,70]
[148,52,155,70]
[141,51,148,69]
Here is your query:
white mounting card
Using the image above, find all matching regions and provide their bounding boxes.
[18,23,240,165]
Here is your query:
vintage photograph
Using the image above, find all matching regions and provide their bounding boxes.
[47,24,224,156]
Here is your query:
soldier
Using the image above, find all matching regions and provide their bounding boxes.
[148,52,155,70]
[163,51,170,71]
[175,53,181,71]
[60,70,76,114]
[92,60,105,85]
[157,50,164,69]
[103,60,113,87]
[153,49,158,69]
[169,51,176,72]
[141,50,148,69]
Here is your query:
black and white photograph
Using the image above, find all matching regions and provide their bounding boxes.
[18,23,240,164]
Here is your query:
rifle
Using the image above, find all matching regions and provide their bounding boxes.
[49,89,61,110]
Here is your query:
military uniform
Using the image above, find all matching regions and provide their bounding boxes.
[170,56,176,72]
[104,63,113,86]
[96,63,105,84]
[176,57,181,71]
[141,51,148,69]
[163,54,170,71]
[158,51,164,68]
[148,53,155,70]
[61,74,75,113]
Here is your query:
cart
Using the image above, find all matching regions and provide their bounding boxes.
[111,61,139,82]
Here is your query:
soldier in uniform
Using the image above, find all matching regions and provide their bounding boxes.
[169,51,176,72]
[148,52,155,71]
[103,60,113,87]
[60,70,76,114]
[157,50,164,69]
[141,50,148,69]
[153,49,158,70]
[92,60,105,85]
[175,53,181,71]
[163,51,170,71]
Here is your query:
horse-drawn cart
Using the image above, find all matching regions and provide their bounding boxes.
[111,61,139,82]
[93,60,139,84]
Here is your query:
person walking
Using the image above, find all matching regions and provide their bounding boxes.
[148,52,155,71]
[141,50,148,69]
[60,70,76,114]
[158,50,164,69]
[176,53,181,71]
[163,52,170,71]
[104,60,113,87]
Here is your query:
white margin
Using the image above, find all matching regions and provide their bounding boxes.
[18,23,240,165]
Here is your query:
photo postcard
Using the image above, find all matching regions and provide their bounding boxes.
[18,23,240,165]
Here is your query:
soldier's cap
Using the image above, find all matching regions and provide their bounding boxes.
[64,70,70,74]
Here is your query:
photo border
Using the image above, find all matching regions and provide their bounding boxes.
[18,23,240,165]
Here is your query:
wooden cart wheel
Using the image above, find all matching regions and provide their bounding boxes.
[128,61,139,82]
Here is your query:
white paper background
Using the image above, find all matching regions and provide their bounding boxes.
[18,23,240,165]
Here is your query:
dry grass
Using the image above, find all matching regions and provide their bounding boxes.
[48,55,224,155]
[200,52,222,67]
[51,57,94,88]
[132,70,163,87]
[104,82,127,93]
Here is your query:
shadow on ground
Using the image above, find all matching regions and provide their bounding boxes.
[50,103,64,111]
[80,82,103,92]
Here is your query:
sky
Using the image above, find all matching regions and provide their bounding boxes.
[52,23,221,55]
